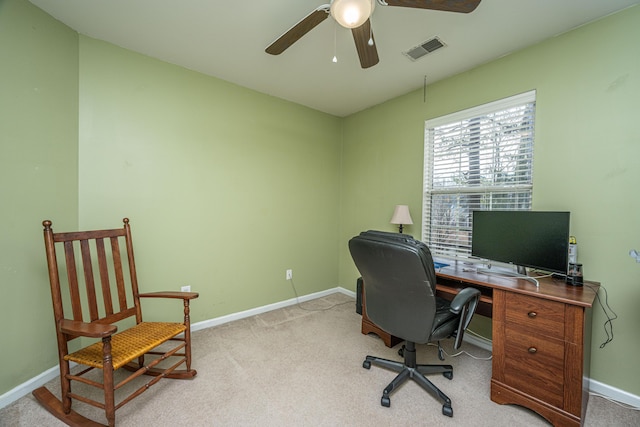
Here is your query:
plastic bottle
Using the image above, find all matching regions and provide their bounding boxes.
[568,236,577,265]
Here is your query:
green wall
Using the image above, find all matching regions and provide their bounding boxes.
[339,6,640,396]
[0,0,78,395]
[76,36,342,322]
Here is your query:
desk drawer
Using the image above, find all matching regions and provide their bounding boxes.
[505,293,564,338]
[503,329,565,408]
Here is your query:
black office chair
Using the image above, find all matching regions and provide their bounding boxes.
[349,230,480,417]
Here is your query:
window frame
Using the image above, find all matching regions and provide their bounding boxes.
[422,90,536,261]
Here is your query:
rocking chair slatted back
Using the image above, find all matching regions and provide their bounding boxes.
[49,223,141,330]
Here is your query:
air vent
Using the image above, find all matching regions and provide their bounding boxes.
[403,36,446,61]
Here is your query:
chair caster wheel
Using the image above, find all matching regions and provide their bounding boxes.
[443,405,453,417]
[398,345,405,357]
[443,371,453,380]
[381,396,391,407]
[363,360,371,369]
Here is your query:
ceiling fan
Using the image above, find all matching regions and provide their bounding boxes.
[265,0,481,69]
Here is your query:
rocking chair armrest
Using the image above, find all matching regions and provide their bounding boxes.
[139,291,199,300]
[59,319,118,338]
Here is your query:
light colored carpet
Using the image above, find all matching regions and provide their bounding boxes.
[1,292,638,426]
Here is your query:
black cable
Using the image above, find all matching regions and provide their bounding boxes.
[288,278,353,312]
[585,283,618,348]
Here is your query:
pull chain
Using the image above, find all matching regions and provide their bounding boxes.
[333,21,338,63]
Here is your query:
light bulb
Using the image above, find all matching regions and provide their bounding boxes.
[330,0,375,29]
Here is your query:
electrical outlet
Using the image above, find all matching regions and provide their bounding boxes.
[285,269,293,280]
[181,285,191,292]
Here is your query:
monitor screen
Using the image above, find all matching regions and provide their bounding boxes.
[471,211,570,274]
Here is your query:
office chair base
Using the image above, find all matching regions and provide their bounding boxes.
[363,342,454,417]
[399,341,447,361]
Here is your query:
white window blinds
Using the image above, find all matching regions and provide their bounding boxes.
[422,91,536,259]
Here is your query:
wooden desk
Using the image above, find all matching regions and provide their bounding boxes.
[359,263,599,427]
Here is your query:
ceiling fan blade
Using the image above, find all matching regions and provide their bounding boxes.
[265,5,330,55]
[352,19,379,69]
[382,0,481,13]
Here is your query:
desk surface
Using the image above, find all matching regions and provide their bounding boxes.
[434,260,599,308]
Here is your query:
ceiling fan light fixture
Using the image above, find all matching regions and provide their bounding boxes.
[330,0,375,29]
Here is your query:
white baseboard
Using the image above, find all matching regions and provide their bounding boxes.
[191,286,355,332]
[0,287,354,410]
[589,378,640,408]
[2,286,637,412]
[462,331,493,352]
[0,365,61,409]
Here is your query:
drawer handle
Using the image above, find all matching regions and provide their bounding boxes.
[528,311,537,318]
[528,347,537,354]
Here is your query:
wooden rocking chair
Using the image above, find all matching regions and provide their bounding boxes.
[33,218,198,426]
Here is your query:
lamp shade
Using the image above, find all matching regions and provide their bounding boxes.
[330,0,375,29]
[390,205,413,225]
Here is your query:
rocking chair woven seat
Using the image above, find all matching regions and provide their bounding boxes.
[65,322,187,370]
[33,218,199,427]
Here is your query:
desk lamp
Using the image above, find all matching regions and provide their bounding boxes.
[390,205,413,233]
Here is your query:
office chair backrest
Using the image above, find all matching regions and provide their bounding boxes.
[348,230,438,344]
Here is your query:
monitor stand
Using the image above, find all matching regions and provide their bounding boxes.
[476,265,539,288]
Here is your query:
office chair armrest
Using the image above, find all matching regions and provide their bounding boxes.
[449,287,481,314]
[139,291,199,300]
[450,287,481,350]
[59,319,118,338]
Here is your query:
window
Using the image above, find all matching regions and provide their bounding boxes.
[422,91,536,260]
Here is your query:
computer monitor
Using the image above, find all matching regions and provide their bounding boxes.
[471,210,570,274]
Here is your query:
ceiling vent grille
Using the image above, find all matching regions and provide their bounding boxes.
[403,36,446,61]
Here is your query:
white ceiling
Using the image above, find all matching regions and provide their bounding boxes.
[29,0,639,117]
